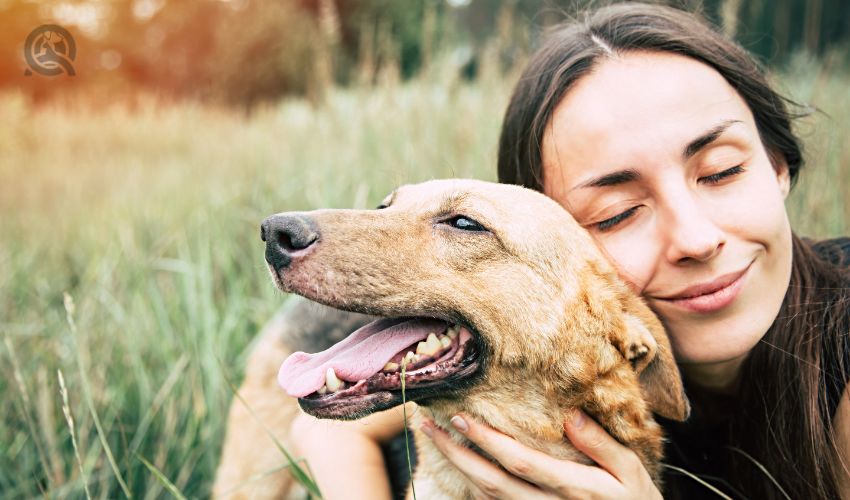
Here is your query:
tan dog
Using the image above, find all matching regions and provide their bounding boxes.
[214,179,689,499]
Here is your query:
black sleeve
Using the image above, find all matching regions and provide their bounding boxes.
[811,237,850,419]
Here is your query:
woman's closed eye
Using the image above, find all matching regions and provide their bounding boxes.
[588,166,744,232]
[593,206,640,232]
[699,165,744,184]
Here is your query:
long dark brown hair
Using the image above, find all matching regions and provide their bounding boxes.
[496,3,850,498]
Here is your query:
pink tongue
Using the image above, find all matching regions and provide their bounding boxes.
[278,317,447,397]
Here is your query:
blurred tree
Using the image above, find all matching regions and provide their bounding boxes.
[327,0,450,82]
[207,0,317,108]
[0,2,41,85]
[734,0,850,63]
[1,0,847,107]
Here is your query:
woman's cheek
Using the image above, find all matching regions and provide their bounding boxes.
[708,168,787,240]
[593,227,658,294]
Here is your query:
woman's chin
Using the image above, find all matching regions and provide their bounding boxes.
[664,296,781,368]
[667,327,761,367]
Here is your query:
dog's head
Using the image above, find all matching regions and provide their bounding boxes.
[263,179,689,423]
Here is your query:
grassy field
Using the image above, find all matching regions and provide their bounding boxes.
[1,61,848,498]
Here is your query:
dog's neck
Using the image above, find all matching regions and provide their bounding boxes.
[411,356,665,497]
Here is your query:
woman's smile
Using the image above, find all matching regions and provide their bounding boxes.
[651,260,753,314]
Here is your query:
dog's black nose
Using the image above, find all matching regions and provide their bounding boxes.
[261,214,320,270]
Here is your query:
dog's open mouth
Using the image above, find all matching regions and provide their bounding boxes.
[278,317,481,419]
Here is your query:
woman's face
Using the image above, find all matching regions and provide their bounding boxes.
[542,51,793,373]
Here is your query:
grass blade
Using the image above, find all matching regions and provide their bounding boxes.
[2,335,56,490]
[58,369,93,500]
[137,454,188,500]
[726,446,791,500]
[218,356,323,498]
[64,293,133,498]
[660,463,733,499]
[400,359,417,500]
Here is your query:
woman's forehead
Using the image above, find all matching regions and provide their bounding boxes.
[542,51,755,189]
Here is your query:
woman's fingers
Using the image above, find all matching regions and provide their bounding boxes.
[422,420,551,499]
[447,414,604,489]
[562,410,653,488]
[428,415,624,498]
[425,411,663,499]
[562,410,641,481]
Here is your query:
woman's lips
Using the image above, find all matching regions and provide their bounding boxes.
[654,263,752,314]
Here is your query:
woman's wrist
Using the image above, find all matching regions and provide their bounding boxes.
[290,406,409,500]
[291,413,392,500]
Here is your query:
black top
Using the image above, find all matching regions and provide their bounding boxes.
[661,237,850,500]
[812,238,850,419]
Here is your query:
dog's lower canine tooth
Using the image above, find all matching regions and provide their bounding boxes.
[404,351,416,364]
[325,367,343,393]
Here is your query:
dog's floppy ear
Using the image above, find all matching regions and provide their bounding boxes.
[615,314,690,421]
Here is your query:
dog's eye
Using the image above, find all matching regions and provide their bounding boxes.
[446,216,486,232]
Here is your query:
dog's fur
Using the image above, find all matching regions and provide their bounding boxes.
[214,179,689,498]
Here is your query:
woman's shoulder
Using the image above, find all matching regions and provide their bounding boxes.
[807,236,850,420]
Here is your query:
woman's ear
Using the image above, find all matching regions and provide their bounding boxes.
[772,156,791,199]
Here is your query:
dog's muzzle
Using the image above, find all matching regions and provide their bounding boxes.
[260,214,319,270]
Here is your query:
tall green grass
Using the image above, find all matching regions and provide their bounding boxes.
[0,61,847,498]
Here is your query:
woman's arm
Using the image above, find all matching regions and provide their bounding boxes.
[290,404,409,500]
[421,410,661,499]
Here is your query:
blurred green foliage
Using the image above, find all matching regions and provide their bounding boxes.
[1,0,848,109]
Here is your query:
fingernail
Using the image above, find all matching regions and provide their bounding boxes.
[450,415,468,433]
[420,421,434,438]
[571,409,585,429]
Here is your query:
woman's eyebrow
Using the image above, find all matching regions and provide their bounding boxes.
[683,119,743,159]
[571,169,642,191]
[569,119,745,193]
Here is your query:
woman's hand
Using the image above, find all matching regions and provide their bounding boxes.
[290,405,409,500]
[421,410,662,499]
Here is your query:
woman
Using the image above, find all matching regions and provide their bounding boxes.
[291,3,850,498]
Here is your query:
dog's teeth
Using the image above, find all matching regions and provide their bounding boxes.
[317,385,328,395]
[447,325,459,339]
[404,351,416,365]
[416,333,442,356]
[415,341,428,355]
[439,335,451,348]
[383,361,399,372]
[427,333,442,354]
[325,367,343,393]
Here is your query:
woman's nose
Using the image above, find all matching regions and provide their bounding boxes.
[661,196,725,264]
